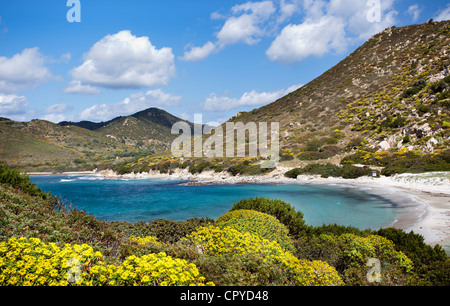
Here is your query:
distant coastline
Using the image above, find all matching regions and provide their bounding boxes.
[28,168,450,254]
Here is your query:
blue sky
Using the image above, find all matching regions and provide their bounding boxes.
[0,0,449,125]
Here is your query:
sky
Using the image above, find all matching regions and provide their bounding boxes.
[0,0,449,126]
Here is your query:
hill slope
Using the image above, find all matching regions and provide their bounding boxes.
[226,20,449,171]
[0,108,192,172]
[59,107,192,149]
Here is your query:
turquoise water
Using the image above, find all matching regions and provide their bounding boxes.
[30,175,401,230]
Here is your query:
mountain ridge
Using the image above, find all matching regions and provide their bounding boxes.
[0,107,192,171]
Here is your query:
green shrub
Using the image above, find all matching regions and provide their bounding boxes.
[315,233,414,285]
[401,80,426,98]
[285,163,376,179]
[183,225,343,286]
[230,197,306,236]
[111,217,213,245]
[0,164,49,199]
[216,209,294,251]
[381,149,450,175]
[375,227,449,286]
[226,161,269,176]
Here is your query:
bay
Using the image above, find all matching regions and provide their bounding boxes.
[30,175,401,230]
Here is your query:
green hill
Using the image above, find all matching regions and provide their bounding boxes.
[0,108,192,172]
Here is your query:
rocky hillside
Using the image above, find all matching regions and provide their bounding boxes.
[226,20,449,171]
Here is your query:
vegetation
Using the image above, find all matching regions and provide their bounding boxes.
[1,21,450,286]
[285,163,378,179]
[341,149,450,176]
[229,197,306,237]
[216,209,294,251]
[0,165,448,286]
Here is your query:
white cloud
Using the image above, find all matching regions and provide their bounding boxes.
[60,52,72,63]
[44,104,73,114]
[339,0,397,40]
[0,94,28,116]
[434,4,450,22]
[203,83,302,111]
[266,16,346,63]
[0,48,53,93]
[41,104,74,123]
[277,0,302,23]
[216,1,276,46]
[64,80,101,95]
[211,11,226,20]
[180,41,217,62]
[181,1,276,62]
[407,5,421,22]
[267,0,397,63]
[41,113,67,123]
[80,89,181,122]
[70,30,176,89]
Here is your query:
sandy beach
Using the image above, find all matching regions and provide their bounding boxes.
[94,167,450,253]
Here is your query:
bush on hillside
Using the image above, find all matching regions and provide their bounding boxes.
[229,197,306,237]
[0,164,49,199]
[216,209,294,251]
[285,163,377,179]
[182,225,343,286]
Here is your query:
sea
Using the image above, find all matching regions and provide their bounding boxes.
[30,174,406,230]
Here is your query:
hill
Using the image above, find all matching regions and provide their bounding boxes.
[60,107,193,149]
[233,21,449,156]
[0,108,192,172]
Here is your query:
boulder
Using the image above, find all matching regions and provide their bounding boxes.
[378,141,391,151]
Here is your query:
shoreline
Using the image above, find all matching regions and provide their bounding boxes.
[29,168,450,253]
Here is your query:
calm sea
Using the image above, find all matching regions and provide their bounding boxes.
[30,175,402,230]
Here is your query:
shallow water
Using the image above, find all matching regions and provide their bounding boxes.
[30,175,404,230]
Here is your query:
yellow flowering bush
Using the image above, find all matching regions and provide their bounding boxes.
[88,253,214,286]
[129,235,161,246]
[183,225,343,286]
[0,237,213,286]
[0,237,102,286]
[215,209,294,251]
[321,233,414,273]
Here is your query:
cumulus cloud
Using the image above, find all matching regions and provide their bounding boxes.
[44,104,73,114]
[266,15,347,63]
[183,0,398,63]
[216,1,276,46]
[69,30,176,89]
[267,0,397,63]
[41,113,67,123]
[0,48,53,93]
[80,89,181,122]
[181,1,276,61]
[0,94,29,116]
[180,41,217,62]
[277,0,302,23]
[203,83,302,112]
[434,4,450,22]
[64,80,101,95]
[407,5,421,22]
